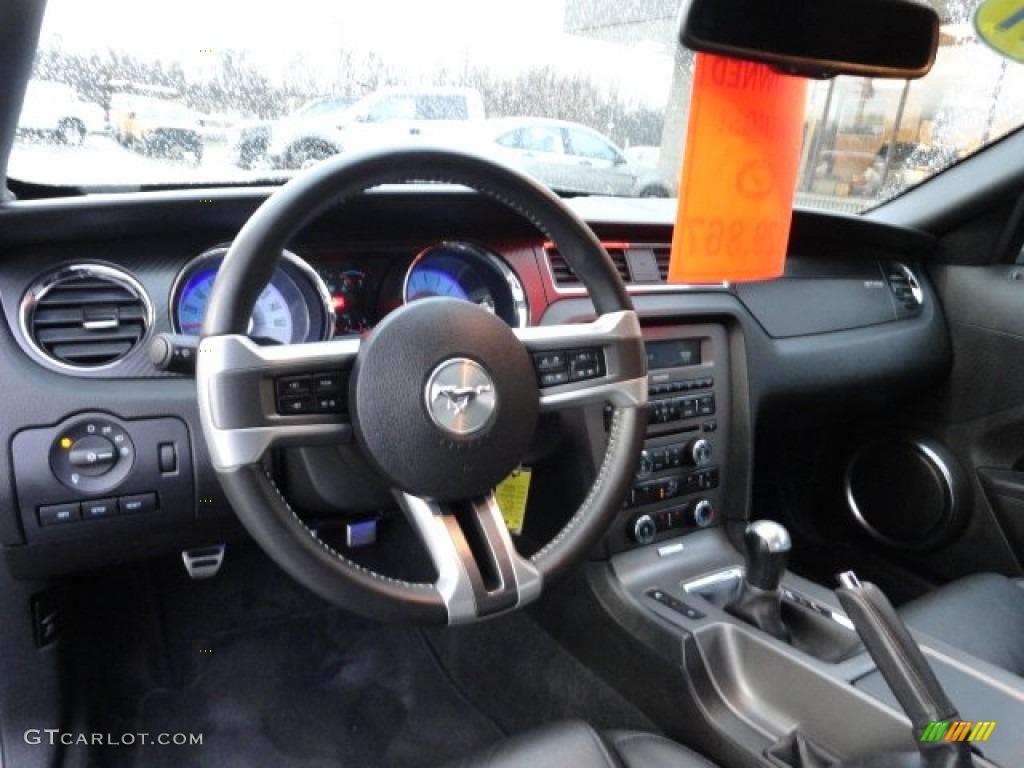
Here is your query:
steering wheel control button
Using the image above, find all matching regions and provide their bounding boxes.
[426,358,497,438]
[533,347,605,387]
[533,351,567,372]
[276,375,312,396]
[49,418,135,494]
[82,498,118,520]
[278,395,314,415]
[313,372,343,392]
[314,394,343,413]
[275,371,347,415]
[568,349,605,381]
[119,493,157,516]
[539,370,570,387]
[38,502,81,526]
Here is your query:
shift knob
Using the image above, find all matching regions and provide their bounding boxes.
[743,520,791,591]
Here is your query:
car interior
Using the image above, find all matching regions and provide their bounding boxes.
[2,0,1024,767]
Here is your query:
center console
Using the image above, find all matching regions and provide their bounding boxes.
[604,322,732,555]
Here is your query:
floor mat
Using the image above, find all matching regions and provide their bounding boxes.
[100,611,504,768]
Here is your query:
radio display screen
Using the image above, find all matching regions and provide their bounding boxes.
[646,339,702,370]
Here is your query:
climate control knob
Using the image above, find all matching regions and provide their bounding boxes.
[631,514,657,545]
[685,438,713,467]
[692,499,715,528]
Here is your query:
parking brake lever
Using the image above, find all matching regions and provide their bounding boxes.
[835,572,972,768]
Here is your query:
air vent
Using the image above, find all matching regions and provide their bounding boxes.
[544,243,672,288]
[21,265,153,369]
[884,262,924,317]
[654,246,672,282]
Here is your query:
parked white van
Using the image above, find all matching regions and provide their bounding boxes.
[265,87,485,170]
[16,80,106,146]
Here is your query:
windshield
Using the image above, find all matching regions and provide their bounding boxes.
[9,0,1024,213]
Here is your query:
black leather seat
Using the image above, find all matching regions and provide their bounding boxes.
[452,720,718,768]
[899,572,1024,676]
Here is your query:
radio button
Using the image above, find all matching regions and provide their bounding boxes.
[685,438,713,467]
[636,450,654,479]
[651,450,667,472]
[631,514,657,545]
[693,499,715,528]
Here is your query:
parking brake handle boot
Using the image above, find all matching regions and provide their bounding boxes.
[725,520,791,642]
[835,572,972,768]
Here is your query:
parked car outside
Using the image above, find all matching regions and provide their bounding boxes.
[264,87,485,170]
[112,95,204,164]
[623,145,676,197]
[231,96,354,170]
[482,117,643,197]
[15,80,106,146]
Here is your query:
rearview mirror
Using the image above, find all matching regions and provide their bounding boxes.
[680,0,940,79]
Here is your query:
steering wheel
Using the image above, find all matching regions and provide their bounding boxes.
[196,147,648,624]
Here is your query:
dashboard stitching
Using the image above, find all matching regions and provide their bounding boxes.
[259,465,435,591]
[530,406,626,564]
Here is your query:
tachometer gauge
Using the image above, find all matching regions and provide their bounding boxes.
[402,242,528,328]
[170,246,333,344]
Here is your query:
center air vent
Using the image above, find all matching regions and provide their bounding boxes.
[884,262,924,317]
[21,265,153,369]
[544,243,671,288]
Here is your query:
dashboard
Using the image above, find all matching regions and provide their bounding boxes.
[0,187,948,579]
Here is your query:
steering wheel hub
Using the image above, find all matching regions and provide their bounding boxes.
[351,297,538,501]
[425,358,497,437]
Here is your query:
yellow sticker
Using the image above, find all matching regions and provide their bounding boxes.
[494,467,532,535]
[975,0,1024,64]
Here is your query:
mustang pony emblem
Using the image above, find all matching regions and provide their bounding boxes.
[433,384,493,415]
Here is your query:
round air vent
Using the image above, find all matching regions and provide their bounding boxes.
[20,264,154,369]
[885,262,924,316]
[845,436,969,551]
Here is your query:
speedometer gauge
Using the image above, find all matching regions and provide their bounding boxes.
[170,246,333,344]
[177,271,295,344]
[402,242,528,328]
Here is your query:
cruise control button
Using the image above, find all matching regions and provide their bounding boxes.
[119,493,157,515]
[278,395,314,415]
[315,395,343,413]
[82,498,118,520]
[313,372,343,392]
[276,375,312,396]
[38,503,81,526]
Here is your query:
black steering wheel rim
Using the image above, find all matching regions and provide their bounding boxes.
[197,146,647,624]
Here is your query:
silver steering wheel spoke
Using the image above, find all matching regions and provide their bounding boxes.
[396,491,543,625]
[197,334,359,470]
[514,309,648,412]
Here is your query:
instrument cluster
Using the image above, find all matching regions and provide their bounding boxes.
[169,241,528,344]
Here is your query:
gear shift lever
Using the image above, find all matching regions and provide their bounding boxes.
[726,520,792,641]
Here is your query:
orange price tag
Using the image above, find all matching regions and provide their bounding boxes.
[668,53,807,283]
